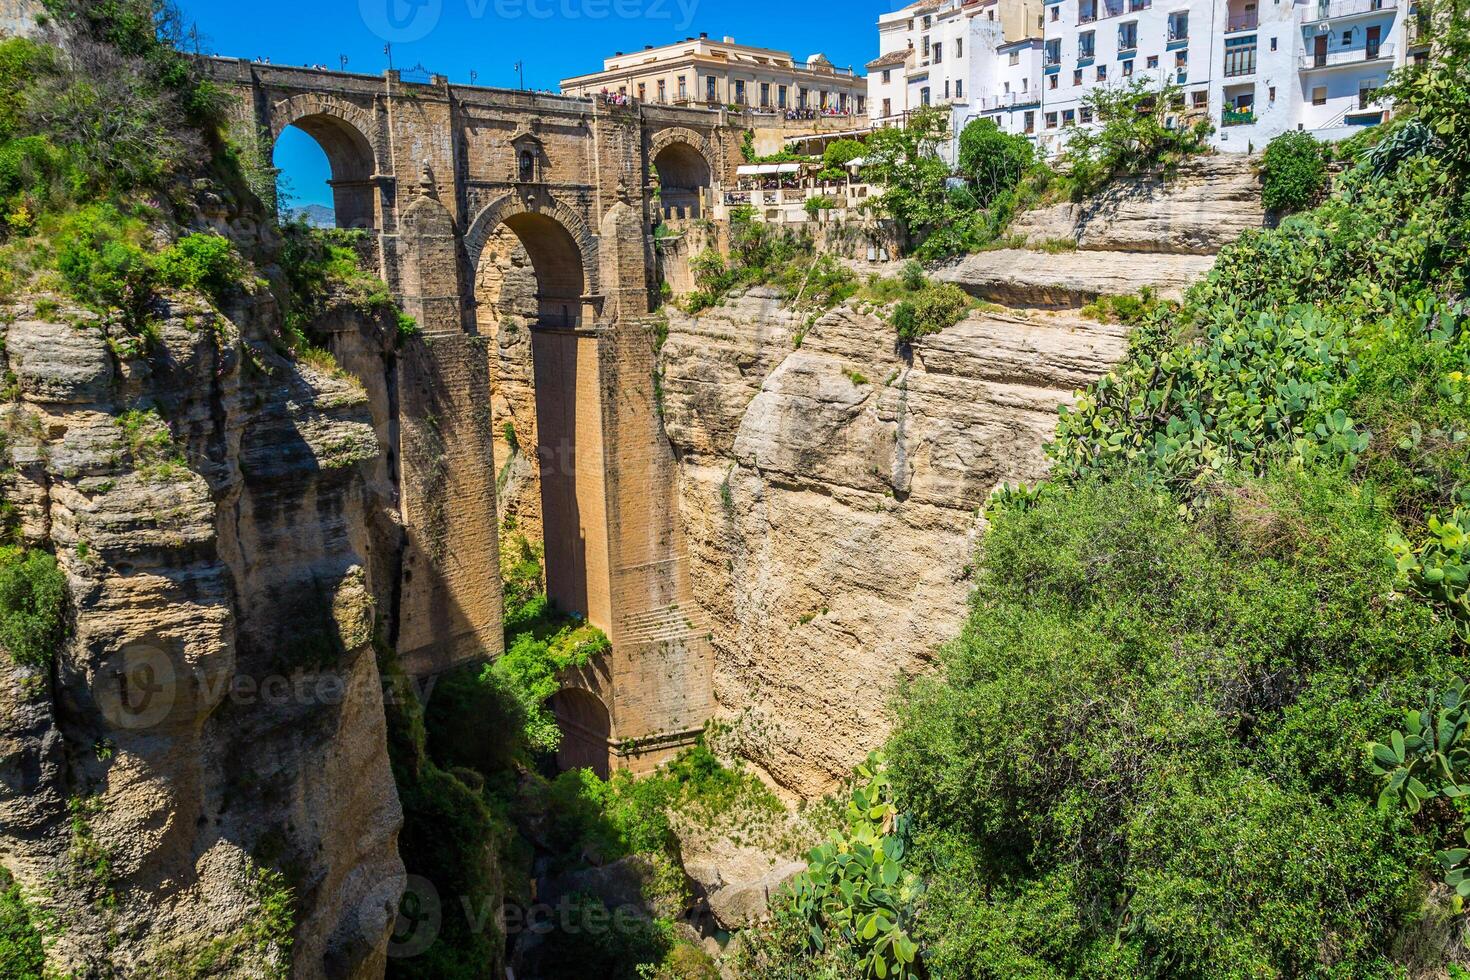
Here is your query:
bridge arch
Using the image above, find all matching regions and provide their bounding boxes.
[464,194,601,324]
[648,128,716,221]
[268,94,381,231]
[550,685,614,778]
[468,194,610,632]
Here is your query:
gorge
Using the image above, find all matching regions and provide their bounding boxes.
[2,1,1469,977]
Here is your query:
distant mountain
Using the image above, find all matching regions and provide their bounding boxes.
[286,204,335,228]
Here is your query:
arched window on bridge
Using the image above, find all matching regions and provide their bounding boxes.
[274,127,334,227]
[652,142,712,222]
[273,114,378,232]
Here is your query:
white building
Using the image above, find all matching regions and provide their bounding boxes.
[866,0,1048,160]
[972,38,1047,139]
[1034,0,1422,155]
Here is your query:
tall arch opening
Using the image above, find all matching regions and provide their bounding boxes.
[501,211,588,330]
[473,207,609,631]
[273,113,377,231]
[652,142,712,221]
[550,687,613,778]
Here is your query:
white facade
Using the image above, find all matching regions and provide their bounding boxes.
[969,38,1046,139]
[866,0,1048,161]
[1295,0,1419,140]
[1033,0,1420,156]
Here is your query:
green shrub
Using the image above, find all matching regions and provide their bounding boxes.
[864,107,985,258]
[899,35,1470,979]
[1261,131,1328,213]
[0,39,51,143]
[899,261,926,293]
[0,136,67,234]
[279,223,396,352]
[1078,286,1171,325]
[891,281,971,344]
[1047,149,1470,501]
[774,753,922,980]
[482,619,609,754]
[803,195,840,217]
[0,869,44,980]
[681,214,855,314]
[54,203,153,316]
[0,546,67,669]
[380,644,507,980]
[156,232,242,301]
[890,474,1451,978]
[1062,80,1214,198]
[523,893,672,980]
[1379,0,1470,189]
[957,118,1037,207]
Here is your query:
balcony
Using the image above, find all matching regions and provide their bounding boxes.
[1222,107,1256,126]
[1079,10,1097,22]
[1311,0,1396,20]
[1406,16,1428,46]
[1225,11,1258,31]
[1299,42,1395,69]
[980,92,1041,109]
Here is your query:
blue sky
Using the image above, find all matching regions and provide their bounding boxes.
[178,0,901,208]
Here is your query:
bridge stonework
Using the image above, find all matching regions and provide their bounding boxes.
[205,58,743,771]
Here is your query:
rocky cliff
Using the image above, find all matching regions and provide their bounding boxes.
[0,268,406,974]
[661,156,1266,797]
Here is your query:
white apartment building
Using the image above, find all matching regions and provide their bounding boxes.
[866,0,1048,160]
[868,0,1429,163]
[1034,0,1424,155]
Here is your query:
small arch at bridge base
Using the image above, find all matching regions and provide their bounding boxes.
[551,687,613,779]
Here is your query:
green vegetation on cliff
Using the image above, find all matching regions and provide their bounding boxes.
[684,206,856,315]
[755,11,1470,978]
[0,869,44,980]
[399,536,771,978]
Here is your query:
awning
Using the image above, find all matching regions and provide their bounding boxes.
[735,163,803,176]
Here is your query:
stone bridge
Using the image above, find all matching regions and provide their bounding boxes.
[205,58,745,773]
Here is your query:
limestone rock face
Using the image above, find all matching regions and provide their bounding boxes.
[0,290,405,979]
[663,299,1131,797]
[1011,155,1267,254]
[934,249,1217,307]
